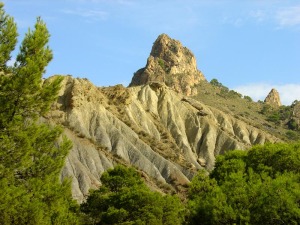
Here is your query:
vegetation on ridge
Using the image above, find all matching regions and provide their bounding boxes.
[196,78,300,141]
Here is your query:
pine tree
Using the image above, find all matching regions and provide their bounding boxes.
[188,143,300,225]
[81,165,185,225]
[0,4,80,224]
[0,2,17,71]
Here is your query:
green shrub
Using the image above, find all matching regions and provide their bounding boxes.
[81,165,185,225]
[187,142,300,225]
[287,118,298,130]
[158,58,165,70]
[210,78,223,87]
[244,95,252,102]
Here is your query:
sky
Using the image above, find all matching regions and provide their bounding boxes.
[3,0,300,105]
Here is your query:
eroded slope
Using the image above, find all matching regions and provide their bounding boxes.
[47,76,278,202]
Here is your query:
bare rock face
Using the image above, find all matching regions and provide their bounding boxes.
[48,76,278,203]
[264,88,282,107]
[129,34,205,96]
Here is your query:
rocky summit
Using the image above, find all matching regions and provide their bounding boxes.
[264,88,282,107]
[129,34,205,96]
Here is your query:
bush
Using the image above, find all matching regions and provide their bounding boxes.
[187,143,300,225]
[158,58,165,70]
[286,130,298,140]
[81,165,185,225]
[210,78,223,87]
[287,118,298,130]
[243,95,252,102]
[267,112,280,124]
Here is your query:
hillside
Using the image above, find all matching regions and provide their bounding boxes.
[47,76,276,202]
[45,34,299,203]
[194,80,300,141]
[42,35,297,202]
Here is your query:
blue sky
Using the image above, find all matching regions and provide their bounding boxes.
[3,0,300,105]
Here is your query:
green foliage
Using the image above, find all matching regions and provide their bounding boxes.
[218,88,244,99]
[243,95,252,102]
[260,104,271,115]
[81,165,185,225]
[279,105,293,120]
[210,79,243,99]
[267,111,281,124]
[250,173,300,224]
[264,110,281,125]
[261,104,294,126]
[246,142,300,175]
[260,104,299,137]
[0,17,62,129]
[287,118,299,130]
[188,142,300,225]
[286,130,299,140]
[100,165,144,192]
[228,90,242,98]
[188,170,236,225]
[0,2,18,71]
[158,58,166,70]
[210,150,248,182]
[0,4,80,224]
[169,42,179,53]
[210,78,223,87]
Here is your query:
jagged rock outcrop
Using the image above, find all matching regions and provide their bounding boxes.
[47,76,278,203]
[264,88,282,107]
[129,34,205,96]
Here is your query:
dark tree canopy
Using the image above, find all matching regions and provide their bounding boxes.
[188,142,300,225]
[81,165,185,225]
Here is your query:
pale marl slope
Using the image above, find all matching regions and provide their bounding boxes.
[47,76,277,202]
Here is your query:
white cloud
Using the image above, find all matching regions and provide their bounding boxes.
[249,9,267,23]
[276,5,300,27]
[249,5,300,28]
[234,83,300,105]
[111,0,134,5]
[62,9,109,21]
[73,0,134,5]
[222,16,244,27]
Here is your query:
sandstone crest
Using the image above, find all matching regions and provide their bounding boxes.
[129,34,205,96]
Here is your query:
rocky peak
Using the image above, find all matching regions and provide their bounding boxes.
[129,34,205,96]
[264,88,282,107]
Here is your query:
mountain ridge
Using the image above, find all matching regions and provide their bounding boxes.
[47,75,278,202]
[45,34,299,203]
